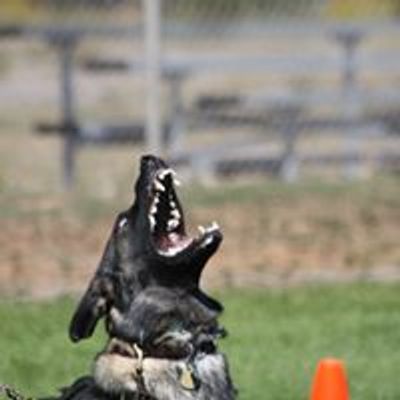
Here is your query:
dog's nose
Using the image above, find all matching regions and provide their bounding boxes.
[141,155,167,171]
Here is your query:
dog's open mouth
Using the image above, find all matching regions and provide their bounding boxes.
[148,167,220,258]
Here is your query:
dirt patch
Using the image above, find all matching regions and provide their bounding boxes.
[1,178,399,298]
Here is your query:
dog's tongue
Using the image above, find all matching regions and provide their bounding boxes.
[156,233,192,254]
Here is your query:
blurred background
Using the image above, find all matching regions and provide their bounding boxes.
[1,0,400,297]
[0,1,400,398]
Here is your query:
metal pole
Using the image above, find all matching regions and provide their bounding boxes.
[279,106,301,183]
[58,38,78,190]
[144,0,162,155]
[167,72,186,156]
[337,29,363,179]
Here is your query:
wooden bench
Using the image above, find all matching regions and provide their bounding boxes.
[84,22,400,181]
[2,20,400,185]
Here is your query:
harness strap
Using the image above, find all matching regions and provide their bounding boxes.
[130,344,154,400]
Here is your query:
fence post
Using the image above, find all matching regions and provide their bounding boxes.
[56,37,79,190]
[144,0,162,156]
[279,105,302,183]
[334,28,364,179]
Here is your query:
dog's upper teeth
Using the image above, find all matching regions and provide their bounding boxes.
[158,168,176,180]
[170,209,180,219]
[154,196,160,205]
[167,218,180,231]
[173,178,182,187]
[150,204,157,215]
[154,179,165,192]
[167,168,177,177]
[158,170,169,180]
[160,248,179,257]
[149,215,156,231]
[169,200,177,209]
[118,218,128,229]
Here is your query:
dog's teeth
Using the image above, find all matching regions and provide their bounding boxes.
[161,244,183,257]
[167,168,177,177]
[158,170,168,180]
[158,168,175,180]
[154,195,160,205]
[168,218,179,230]
[149,215,156,230]
[118,218,128,229]
[198,225,206,234]
[171,209,180,219]
[150,204,157,215]
[154,179,165,192]
[158,238,191,257]
[211,221,219,230]
[205,221,220,233]
[169,200,177,209]
[173,178,182,187]
[160,247,176,256]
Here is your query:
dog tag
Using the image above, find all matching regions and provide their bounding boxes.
[179,364,196,391]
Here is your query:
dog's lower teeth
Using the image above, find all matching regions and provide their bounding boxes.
[211,221,219,231]
[160,248,179,257]
[159,243,187,257]
[204,221,219,233]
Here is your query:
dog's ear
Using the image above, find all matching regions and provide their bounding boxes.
[69,238,117,342]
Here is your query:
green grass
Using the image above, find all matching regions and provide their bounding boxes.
[0,298,106,397]
[1,283,400,399]
[181,174,400,208]
[222,284,400,399]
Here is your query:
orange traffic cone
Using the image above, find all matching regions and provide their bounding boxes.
[310,358,350,400]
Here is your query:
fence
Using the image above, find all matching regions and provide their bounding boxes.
[0,0,400,187]
[1,0,400,298]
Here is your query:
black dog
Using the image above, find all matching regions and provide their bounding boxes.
[69,155,223,342]
[58,155,236,400]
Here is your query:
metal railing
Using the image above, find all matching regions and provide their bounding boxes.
[0,0,399,186]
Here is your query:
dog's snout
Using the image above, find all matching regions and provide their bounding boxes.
[140,155,167,172]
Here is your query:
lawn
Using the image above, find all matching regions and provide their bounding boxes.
[1,283,400,400]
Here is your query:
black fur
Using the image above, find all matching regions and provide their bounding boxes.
[59,155,236,400]
[70,155,223,343]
